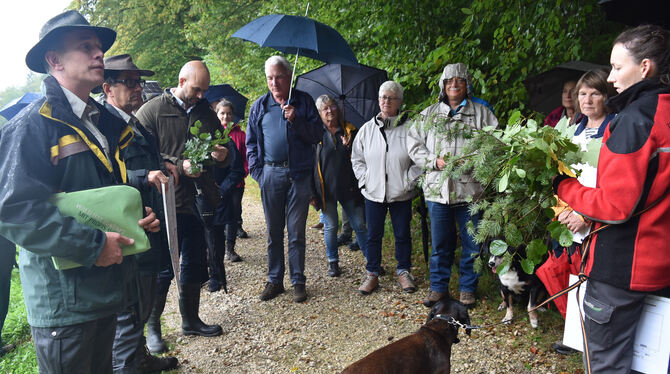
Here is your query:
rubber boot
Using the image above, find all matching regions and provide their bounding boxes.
[226,241,242,262]
[137,337,178,373]
[146,292,168,354]
[179,283,222,337]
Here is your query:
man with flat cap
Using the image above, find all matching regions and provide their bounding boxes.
[136,60,230,338]
[101,54,178,373]
[0,10,160,373]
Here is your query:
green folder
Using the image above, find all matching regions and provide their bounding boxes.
[49,185,150,270]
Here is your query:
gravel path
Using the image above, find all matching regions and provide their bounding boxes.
[159,185,583,374]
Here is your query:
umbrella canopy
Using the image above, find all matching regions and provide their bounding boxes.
[203,84,248,123]
[523,61,608,115]
[295,63,387,128]
[231,14,358,67]
[0,92,42,121]
[598,0,670,29]
[142,80,163,102]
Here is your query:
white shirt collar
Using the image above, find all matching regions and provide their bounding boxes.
[109,103,132,124]
[170,87,193,113]
[60,85,89,119]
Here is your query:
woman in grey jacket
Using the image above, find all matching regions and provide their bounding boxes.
[351,81,422,295]
[407,63,498,308]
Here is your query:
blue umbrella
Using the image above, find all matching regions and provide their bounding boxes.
[231,14,358,67]
[203,84,248,123]
[0,92,42,121]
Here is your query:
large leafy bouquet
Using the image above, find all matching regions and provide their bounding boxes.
[443,112,601,275]
[182,120,230,174]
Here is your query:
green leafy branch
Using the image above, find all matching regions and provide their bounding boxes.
[444,113,600,274]
[182,120,230,175]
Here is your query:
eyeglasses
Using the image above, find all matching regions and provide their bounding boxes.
[444,77,467,85]
[112,79,146,89]
[379,95,400,102]
[321,105,338,112]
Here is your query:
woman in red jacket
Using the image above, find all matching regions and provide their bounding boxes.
[553,25,670,373]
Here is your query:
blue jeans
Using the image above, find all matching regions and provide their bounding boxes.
[364,198,412,275]
[426,202,481,294]
[260,165,311,285]
[322,198,367,262]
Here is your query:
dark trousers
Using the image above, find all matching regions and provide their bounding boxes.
[260,165,311,285]
[32,315,117,374]
[582,278,646,374]
[0,235,15,348]
[207,224,227,283]
[112,273,157,373]
[364,198,412,275]
[227,186,244,238]
[176,213,208,285]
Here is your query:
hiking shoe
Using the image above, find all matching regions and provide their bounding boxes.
[423,290,446,307]
[460,291,476,308]
[328,262,341,277]
[337,233,352,246]
[259,282,284,301]
[237,227,249,239]
[293,284,307,302]
[358,273,378,295]
[397,271,416,293]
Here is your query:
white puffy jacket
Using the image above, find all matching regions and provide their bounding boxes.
[351,113,421,203]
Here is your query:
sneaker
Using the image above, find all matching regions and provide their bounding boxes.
[459,291,476,308]
[328,262,341,277]
[310,222,324,230]
[293,284,307,302]
[397,271,416,293]
[259,282,284,301]
[422,290,446,307]
[358,273,378,295]
[237,227,249,239]
[337,233,352,246]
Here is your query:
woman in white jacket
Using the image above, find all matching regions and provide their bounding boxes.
[351,81,422,295]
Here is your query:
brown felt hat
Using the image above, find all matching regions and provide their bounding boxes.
[103,54,155,77]
[25,10,116,74]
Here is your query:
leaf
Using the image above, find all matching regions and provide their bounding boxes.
[190,126,200,136]
[526,238,546,261]
[557,160,576,177]
[461,7,473,15]
[521,258,536,274]
[496,255,512,276]
[582,138,603,168]
[559,229,574,247]
[515,168,526,178]
[498,172,509,192]
[547,220,564,239]
[490,239,508,256]
[507,110,522,126]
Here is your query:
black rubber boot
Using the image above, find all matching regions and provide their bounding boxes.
[137,337,178,373]
[146,292,168,354]
[179,283,222,337]
[226,241,242,262]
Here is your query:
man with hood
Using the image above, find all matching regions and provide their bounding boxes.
[407,63,498,308]
[0,10,159,372]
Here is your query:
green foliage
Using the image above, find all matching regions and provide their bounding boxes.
[182,120,230,174]
[0,257,37,374]
[446,111,585,274]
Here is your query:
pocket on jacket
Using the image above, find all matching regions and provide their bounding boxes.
[58,265,124,313]
[583,292,615,348]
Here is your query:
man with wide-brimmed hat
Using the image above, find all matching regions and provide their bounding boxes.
[0,10,160,373]
[101,54,178,373]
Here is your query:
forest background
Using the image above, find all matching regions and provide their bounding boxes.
[1,0,625,126]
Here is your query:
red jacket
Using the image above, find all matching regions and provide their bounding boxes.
[555,78,670,292]
[225,123,248,187]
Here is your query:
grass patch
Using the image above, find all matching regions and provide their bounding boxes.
[1,253,37,374]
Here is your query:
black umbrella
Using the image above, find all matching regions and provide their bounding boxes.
[295,64,388,128]
[523,61,608,115]
[598,0,670,29]
[203,84,248,123]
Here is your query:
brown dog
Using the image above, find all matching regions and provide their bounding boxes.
[341,298,470,374]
